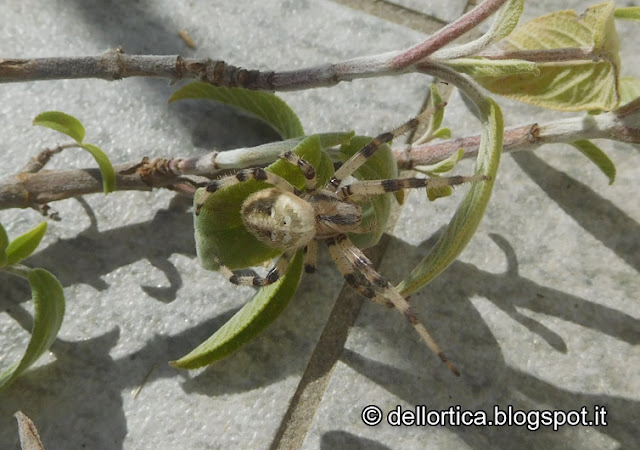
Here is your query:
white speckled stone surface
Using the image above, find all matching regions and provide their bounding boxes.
[1,1,639,449]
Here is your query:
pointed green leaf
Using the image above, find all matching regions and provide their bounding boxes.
[170,82,304,139]
[195,135,331,270]
[614,7,640,21]
[429,84,446,132]
[571,140,616,185]
[5,222,47,266]
[417,148,465,174]
[0,269,65,391]
[490,0,525,42]
[619,77,640,106]
[446,58,539,78]
[317,131,356,149]
[436,0,524,59]
[398,98,503,296]
[338,136,397,249]
[170,250,304,368]
[0,223,8,267]
[33,111,85,143]
[432,128,452,140]
[473,2,621,111]
[427,185,453,201]
[79,143,116,194]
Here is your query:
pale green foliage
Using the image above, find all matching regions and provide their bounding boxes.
[474,2,621,111]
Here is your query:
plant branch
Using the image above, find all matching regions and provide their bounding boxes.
[391,0,508,69]
[0,0,509,92]
[2,101,639,212]
[396,99,640,168]
[20,142,79,173]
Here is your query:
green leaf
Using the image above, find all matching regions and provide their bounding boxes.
[473,2,621,111]
[427,184,453,201]
[170,82,304,139]
[0,269,65,391]
[5,222,47,266]
[446,58,540,78]
[429,84,445,131]
[489,0,525,42]
[432,128,452,140]
[79,143,116,194]
[170,250,304,368]
[614,7,640,21]
[33,111,85,143]
[398,98,503,296]
[338,136,397,249]
[438,0,524,59]
[195,135,331,270]
[571,140,616,185]
[213,132,353,171]
[417,148,465,174]
[0,223,8,267]
[619,77,640,106]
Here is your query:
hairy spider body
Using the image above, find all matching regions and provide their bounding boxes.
[196,111,489,375]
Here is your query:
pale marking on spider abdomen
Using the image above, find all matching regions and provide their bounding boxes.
[242,188,316,250]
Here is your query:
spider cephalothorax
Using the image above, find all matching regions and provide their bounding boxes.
[196,115,488,375]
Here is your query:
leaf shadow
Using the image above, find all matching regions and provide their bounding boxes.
[511,151,640,273]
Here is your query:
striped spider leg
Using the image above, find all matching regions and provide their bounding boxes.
[321,112,488,376]
[196,111,487,375]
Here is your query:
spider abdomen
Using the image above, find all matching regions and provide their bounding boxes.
[241,188,316,250]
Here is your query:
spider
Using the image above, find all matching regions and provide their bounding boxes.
[195,112,488,376]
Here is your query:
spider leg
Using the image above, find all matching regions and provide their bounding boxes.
[326,234,460,376]
[195,168,300,215]
[279,151,317,191]
[216,250,294,287]
[303,240,318,273]
[328,103,443,191]
[338,174,489,200]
